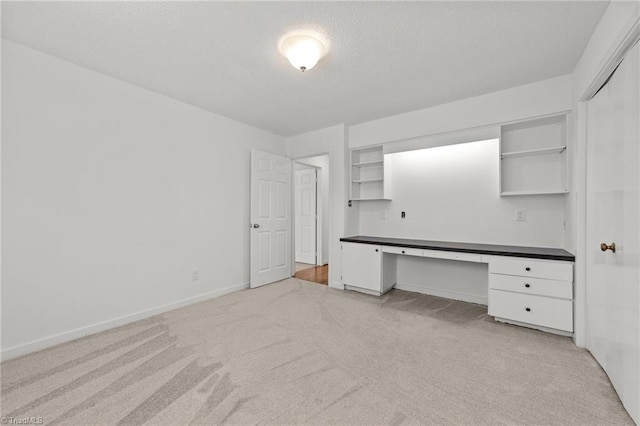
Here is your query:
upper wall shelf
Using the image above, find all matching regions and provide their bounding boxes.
[499,114,569,196]
[501,145,566,159]
[350,145,392,201]
[353,178,384,183]
[352,160,384,167]
[501,189,569,197]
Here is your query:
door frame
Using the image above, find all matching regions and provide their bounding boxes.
[293,163,320,266]
[290,153,331,277]
[573,15,640,347]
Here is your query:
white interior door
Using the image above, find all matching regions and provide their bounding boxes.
[586,42,639,423]
[295,168,317,265]
[250,150,292,288]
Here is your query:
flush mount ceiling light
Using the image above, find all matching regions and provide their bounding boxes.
[279,34,327,72]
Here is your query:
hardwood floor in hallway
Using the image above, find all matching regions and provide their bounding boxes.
[294,264,328,285]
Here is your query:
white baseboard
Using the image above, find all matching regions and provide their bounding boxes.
[329,280,344,290]
[1,283,249,361]
[493,317,573,337]
[344,285,381,296]
[395,282,488,306]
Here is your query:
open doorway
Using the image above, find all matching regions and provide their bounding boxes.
[293,155,329,285]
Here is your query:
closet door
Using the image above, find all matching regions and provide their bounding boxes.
[586,42,639,423]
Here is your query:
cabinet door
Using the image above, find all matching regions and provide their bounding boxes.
[341,243,381,291]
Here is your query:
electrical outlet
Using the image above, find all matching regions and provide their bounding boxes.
[192,269,199,281]
[401,211,406,219]
[515,210,526,222]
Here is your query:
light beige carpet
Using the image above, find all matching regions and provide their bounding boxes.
[1,278,633,425]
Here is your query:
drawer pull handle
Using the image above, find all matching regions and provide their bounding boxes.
[402,250,405,254]
[525,307,531,312]
[524,283,530,288]
[525,267,531,272]
[375,249,379,252]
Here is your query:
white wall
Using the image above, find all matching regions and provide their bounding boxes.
[285,125,352,289]
[349,74,572,149]
[396,258,489,305]
[347,75,573,305]
[1,40,285,358]
[296,155,330,264]
[359,139,565,248]
[569,2,640,348]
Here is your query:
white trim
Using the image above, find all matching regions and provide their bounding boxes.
[579,15,640,102]
[573,103,588,348]
[290,151,337,287]
[293,165,319,266]
[315,167,323,266]
[344,285,381,296]
[330,280,344,290]
[0,283,249,361]
[493,317,573,337]
[395,282,488,306]
[382,125,500,155]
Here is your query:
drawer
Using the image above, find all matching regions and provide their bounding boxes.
[382,246,422,257]
[489,257,573,281]
[489,289,573,332]
[422,249,484,263]
[489,274,572,299]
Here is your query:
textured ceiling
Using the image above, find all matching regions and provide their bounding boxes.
[2,1,608,136]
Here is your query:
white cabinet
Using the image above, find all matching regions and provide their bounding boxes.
[341,242,396,295]
[488,257,574,334]
[489,291,573,332]
[341,239,575,336]
[381,246,422,257]
[500,114,569,196]
[350,145,392,201]
[489,256,572,281]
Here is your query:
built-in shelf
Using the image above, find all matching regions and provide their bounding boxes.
[350,145,392,200]
[501,146,566,159]
[501,190,569,196]
[353,178,383,184]
[352,160,384,167]
[500,114,569,197]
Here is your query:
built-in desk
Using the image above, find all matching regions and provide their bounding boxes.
[340,236,575,336]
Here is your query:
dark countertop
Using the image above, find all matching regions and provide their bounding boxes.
[340,236,575,262]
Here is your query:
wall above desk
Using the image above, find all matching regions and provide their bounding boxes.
[356,139,567,248]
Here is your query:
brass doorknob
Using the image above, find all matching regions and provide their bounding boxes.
[600,242,616,253]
